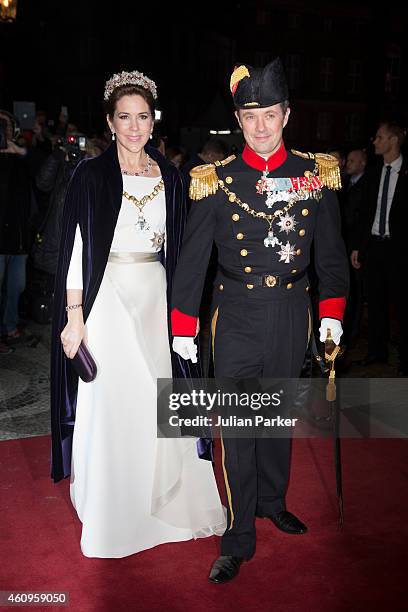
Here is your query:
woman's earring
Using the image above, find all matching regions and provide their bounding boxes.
[149,132,153,140]
[111,132,115,141]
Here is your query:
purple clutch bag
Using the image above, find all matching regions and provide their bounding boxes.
[71,341,97,382]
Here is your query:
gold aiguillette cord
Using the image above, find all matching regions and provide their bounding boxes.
[324,329,341,402]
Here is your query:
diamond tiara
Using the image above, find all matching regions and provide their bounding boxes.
[104,70,158,101]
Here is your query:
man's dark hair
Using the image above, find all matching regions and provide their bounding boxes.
[201,139,228,158]
[280,100,290,114]
[379,120,406,148]
[327,146,346,161]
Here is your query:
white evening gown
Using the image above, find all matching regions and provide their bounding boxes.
[67,174,225,558]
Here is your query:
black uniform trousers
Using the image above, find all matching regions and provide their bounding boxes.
[212,282,311,559]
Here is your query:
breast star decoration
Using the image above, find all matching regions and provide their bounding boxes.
[150,231,165,249]
[263,212,297,260]
[277,213,297,234]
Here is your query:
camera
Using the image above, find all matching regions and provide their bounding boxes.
[66,134,86,150]
[56,134,87,162]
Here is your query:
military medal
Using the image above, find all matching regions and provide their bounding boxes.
[220,170,321,261]
[256,171,322,208]
[257,171,296,208]
[254,172,303,258]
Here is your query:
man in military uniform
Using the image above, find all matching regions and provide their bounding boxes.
[171,58,349,583]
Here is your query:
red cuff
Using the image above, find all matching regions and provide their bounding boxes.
[319,297,346,321]
[171,308,198,336]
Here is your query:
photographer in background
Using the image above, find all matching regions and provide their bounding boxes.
[0,110,31,351]
[54,106,69,138]
[32,132,101,278]
[28,116,53,223]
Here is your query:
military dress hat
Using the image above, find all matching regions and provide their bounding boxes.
[230,57,289,109]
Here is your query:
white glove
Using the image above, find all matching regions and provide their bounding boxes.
[172,336,198,363]
[319,317,343,345]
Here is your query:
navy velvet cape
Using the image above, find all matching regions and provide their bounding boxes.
[50,142,201,483]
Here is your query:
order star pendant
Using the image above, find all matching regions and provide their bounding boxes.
[150,231,165,249]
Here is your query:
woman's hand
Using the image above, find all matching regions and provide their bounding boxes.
[60,316,86,359]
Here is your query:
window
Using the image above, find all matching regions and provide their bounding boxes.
[286,54,302,89]
[352,21,367,36]
[288,13,301,29]
[385,48,401,96]
[323,17,333,33]
[344,113,362,143]
[320,57,334,92]
[256,9,271,26]
[317,112,332,142]
[349,59,362,94]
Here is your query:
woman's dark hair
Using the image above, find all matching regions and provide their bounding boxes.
[104,84,155,119]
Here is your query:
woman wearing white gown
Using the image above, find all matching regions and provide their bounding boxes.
[52,70,225,557]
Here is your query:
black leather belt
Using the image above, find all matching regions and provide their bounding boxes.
[219,265,306,287]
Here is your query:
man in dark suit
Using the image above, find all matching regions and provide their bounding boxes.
[342,149,367,346]
[351,121,408,373]
[171,58,349,583]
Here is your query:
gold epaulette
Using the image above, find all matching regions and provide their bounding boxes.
[291,149,341,190]
[313,153,342,190]
[189,155,236,201]
[189,164,219,201]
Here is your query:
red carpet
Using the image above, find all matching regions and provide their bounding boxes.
[1,436,407,612]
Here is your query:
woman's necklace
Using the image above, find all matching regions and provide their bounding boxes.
[120,154,152,176]
[122,179,164,232]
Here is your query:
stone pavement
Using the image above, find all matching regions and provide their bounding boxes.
[0,322,51,441]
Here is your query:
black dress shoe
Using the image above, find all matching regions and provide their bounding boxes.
[261,510,308,534]
[208,555,244,584]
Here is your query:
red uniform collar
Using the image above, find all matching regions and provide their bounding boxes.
[242,142,287,171]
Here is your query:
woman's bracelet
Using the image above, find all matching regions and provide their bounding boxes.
[65,303,83,312]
